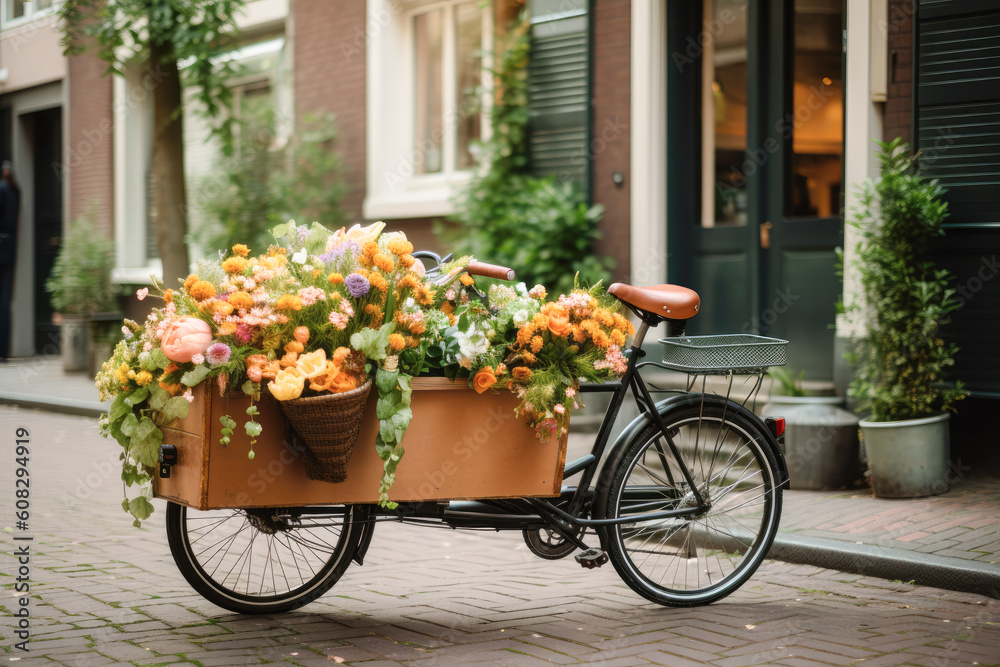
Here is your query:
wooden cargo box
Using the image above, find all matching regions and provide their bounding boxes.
[153,377,567,510]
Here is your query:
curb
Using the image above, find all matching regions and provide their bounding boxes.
[771,532,1000,599]
[0,392,107,419]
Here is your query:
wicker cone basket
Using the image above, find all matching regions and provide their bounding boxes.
[277,377,373,483]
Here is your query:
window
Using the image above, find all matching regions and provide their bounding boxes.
[365,0,491,219]
[1,0,57,29]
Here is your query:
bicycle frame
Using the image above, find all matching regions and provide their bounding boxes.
[344,316,721,553]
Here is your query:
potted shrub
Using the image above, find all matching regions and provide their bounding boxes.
[763,368,861,490]
[845,138,966,497]
[46,217,118,372]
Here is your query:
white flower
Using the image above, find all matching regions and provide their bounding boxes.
[291,249,308,264]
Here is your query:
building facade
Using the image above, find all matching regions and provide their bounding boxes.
[1,1,996,427]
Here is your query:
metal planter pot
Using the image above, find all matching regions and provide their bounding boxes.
[763,396,862,490]
[858,413,951,498]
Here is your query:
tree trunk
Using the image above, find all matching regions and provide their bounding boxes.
[149,39,190,287]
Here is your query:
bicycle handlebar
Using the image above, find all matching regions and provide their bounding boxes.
[466,261,516,281]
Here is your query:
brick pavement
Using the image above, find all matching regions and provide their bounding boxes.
[2,407,1000,666]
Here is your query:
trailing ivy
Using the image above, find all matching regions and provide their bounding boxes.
[444,13,611,295]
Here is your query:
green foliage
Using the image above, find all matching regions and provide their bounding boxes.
[769,367,807,397]
[372,369,413,509]
[846,138,966,422]
[46,216,117,315]
[444,13,611,294]
[59,0,244,149]
[196,112,347,255]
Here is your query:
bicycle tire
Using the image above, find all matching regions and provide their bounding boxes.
[598,404,782,606]
[165,502,366,614]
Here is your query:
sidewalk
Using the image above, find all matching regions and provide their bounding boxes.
[2,355,998,600]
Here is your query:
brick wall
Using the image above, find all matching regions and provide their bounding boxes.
[883,0,913,144]
[67,50,114,236]
[591,0,631,282]
[293,0,367,221]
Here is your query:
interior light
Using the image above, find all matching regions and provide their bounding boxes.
[822,77,833,86]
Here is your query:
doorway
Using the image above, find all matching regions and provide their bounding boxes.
[29,107,63,353]
[666,0,844,380]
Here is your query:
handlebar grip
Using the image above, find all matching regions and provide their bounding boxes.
[466,261,516,281]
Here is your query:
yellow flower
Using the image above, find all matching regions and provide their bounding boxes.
[460,273,475,286]
[222,256,249,274]
[135,370,153,386]
[267,368,305,401]
[231,243,251,257]
[188,281,216,301]
[389,333,405,351]
[296,349,328,378]
[115,363,130,385]
[328,272,344,285]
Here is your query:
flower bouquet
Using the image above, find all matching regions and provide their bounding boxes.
[97,221,633,524]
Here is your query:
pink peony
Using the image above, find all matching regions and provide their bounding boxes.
[160,317,214,363]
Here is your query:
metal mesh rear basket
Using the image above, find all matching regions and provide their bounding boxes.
[659,334,788,374]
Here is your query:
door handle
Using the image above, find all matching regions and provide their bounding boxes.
[760,221,773,249]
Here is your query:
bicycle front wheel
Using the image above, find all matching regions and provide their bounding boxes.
[166,502,366,614]
[599,404,782,606]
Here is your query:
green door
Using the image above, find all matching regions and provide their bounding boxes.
[666,0,844,381]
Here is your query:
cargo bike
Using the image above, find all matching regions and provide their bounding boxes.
[155,255,790,614]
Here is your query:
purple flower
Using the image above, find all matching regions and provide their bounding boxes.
[205,343,232,366]
[345,272,370,298]
[319,240,358,264]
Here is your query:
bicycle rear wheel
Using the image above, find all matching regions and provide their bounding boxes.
[599,404,782,606]
[166,502,366,614]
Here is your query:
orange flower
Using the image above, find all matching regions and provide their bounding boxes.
[389,333,405,351]
[212,300,235,317]
[440,302,454,315]
[400,254,416,269]
[362,241,379,258]
[370,274,389,292]
[364,304,382,316]
[163,289,174,305]
[532,313,549,329]
[284,340,305,355]
[397,274,419,290]
[183,274,199,292]
[407,320,426,335]
[222,256,249,274]
[593,330,611,349]
[512,367,533,381]
[267,245,287,257]
[231,243,250,257]
[387,238,414,256]
[228,291,253,310]
[521,351,537,365]
[415,286,434,305]
[515,326,534,347]
[572,325,587,344]
[472,366,497,394]
[188,280,216,301]
[544,304,572,337]
[219,321,238,336]
[594,308,615,327]
[328,272,344,285]
[276,294,303,311]
[374,254,395,273]
[611,329,626,347]
[294,326,310,344]
[530,335,544,353]
[460,273,475,286]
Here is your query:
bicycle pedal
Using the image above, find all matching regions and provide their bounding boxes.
[574,548,608,569]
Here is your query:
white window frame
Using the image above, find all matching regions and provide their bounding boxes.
[364,0,492,220]
[0,0,59,31]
